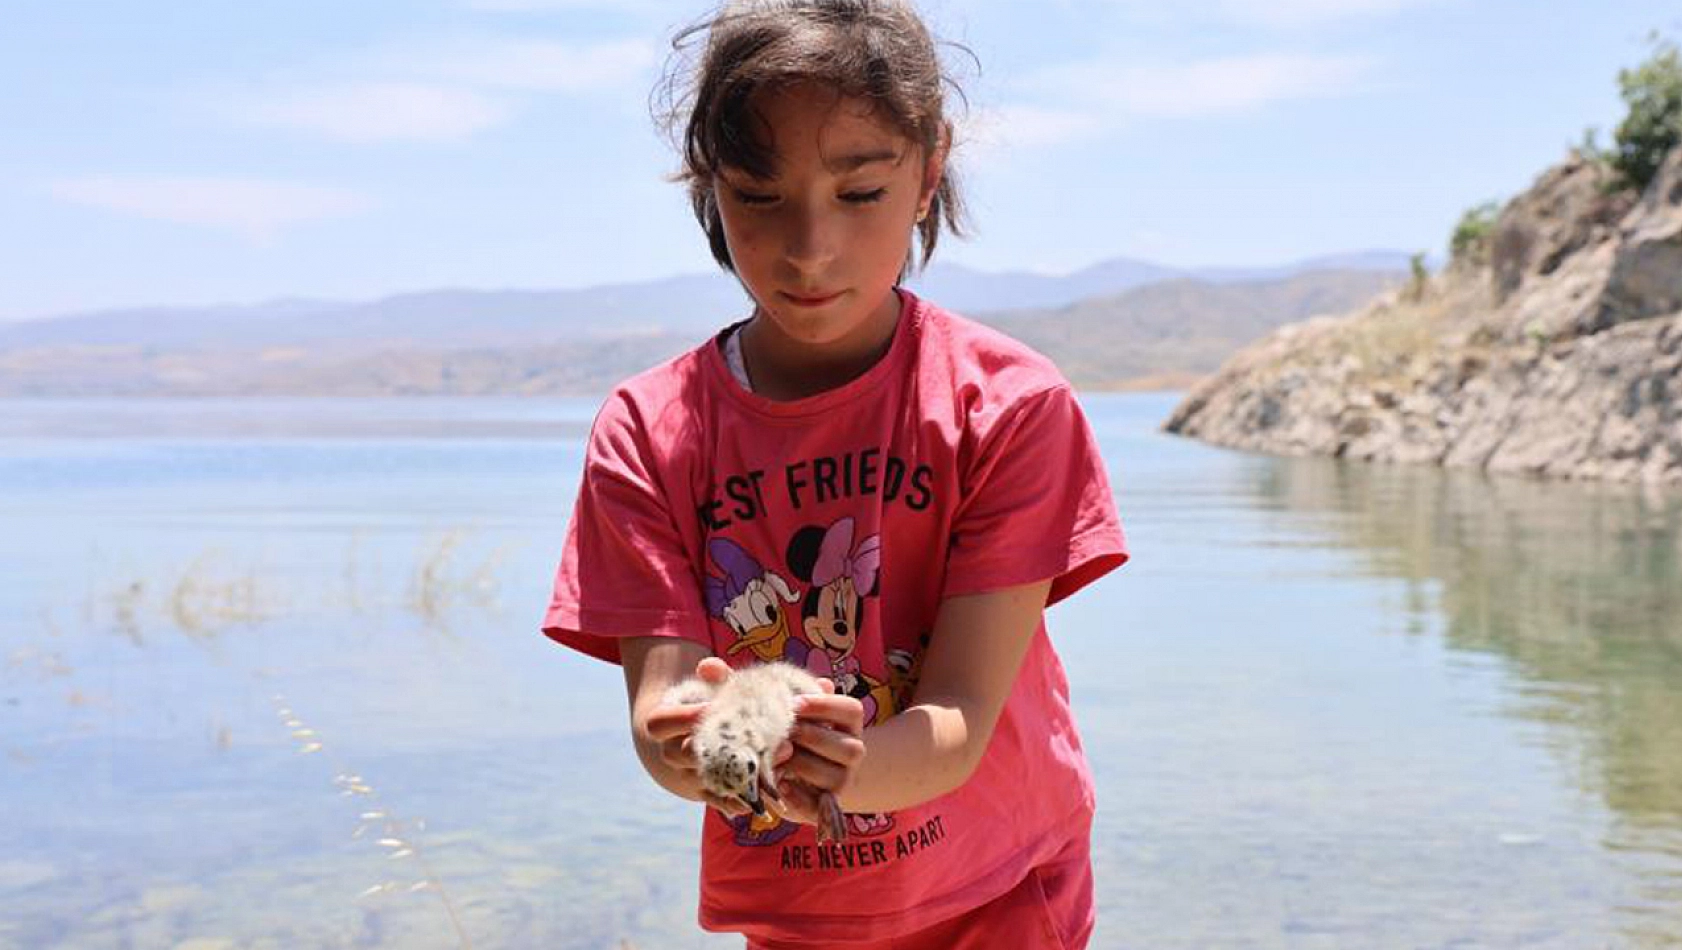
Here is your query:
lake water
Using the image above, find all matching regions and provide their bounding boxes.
[2,393,1680,949]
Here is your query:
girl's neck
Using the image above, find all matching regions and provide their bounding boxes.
[739,289,902,402]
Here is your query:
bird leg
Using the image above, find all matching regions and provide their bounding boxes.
[815,790,848,845]
[761,772,847,844]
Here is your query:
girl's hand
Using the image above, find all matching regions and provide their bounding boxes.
[772,679,867,826]
[641,657,750,817]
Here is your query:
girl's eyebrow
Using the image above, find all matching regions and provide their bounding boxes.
[825,148,904,173]
[721,148,903,183]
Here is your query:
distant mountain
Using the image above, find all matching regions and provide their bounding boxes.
[904,259,1181,312]
[1180,250,1430,284]
[0,276,754,350]
[0,258,1404,397]
[0,251,1420,352]
[910,252,1415,312]
[976,269,1405,390]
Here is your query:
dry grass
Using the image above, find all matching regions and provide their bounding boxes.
[407,529,521,633]
[77,528,518,645]
[169,551,269,640]
[272,694,476,950]
[1293,273,1495,389]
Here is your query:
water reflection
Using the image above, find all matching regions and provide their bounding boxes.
[9,396,1682,947]
[1251,455,1682,936]
[0,423,715,949]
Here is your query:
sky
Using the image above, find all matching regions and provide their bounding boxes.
[2,0,1678,321]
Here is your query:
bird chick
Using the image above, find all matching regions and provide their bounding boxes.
[663,661,849,844]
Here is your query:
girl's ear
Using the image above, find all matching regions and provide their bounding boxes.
[916,131,948,222]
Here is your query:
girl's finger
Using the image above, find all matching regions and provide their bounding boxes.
[645,703,706,743]
[659,735,698,771]
[779,744,853,794]
[775,780,821,825]
[703,791,747,819]
[788,721,867,768]
[793,694,864,736]
[696,656,732,684]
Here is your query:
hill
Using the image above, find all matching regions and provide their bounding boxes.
[0,256,1407,397]
[1164,147,1682,485]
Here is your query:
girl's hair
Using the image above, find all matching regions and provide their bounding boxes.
[656,0,971,275]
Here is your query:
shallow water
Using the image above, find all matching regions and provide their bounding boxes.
[1,394,1679,949]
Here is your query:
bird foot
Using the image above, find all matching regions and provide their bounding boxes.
[815,791,848,845]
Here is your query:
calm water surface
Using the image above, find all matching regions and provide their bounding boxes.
[1,394,1680,949]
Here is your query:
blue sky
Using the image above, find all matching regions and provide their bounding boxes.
[2,0,1677,321]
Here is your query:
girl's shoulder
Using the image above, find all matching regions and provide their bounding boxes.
[584,334,719,459]
[910,292,1076,420]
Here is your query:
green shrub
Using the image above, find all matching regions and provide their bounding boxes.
[1610,32,1682,192]
[1405,251,1429,301]
[1574,125,1610,164]
[1449,200,1501,263]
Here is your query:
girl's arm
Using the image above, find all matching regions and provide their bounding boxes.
[779,578,1053,816]
[621,636,752,815]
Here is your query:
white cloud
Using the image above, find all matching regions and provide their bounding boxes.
[963,104,1104,155]
[1044,0,1445,28]
[50,175,370,242]
[207,33,654,145]
[991,52,1374,148]
[1044,52,1373,118]
[1212,0,1444,28]
[231,81,512,144]
[366,35,657,93]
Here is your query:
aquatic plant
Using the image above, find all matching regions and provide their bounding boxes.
[407,529,521,632]
[272,694,476,950]
[86,527,520,646]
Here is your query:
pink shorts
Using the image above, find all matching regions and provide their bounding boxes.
[745,829,1093,950]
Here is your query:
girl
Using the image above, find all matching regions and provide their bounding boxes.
[542,2,1128,946]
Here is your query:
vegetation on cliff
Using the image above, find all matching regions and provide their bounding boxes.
[1610,32,1682,192]
[1165,34,1682,485]
[1451,32,1679,269]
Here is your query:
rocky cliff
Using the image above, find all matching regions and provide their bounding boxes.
[1164,146,1682,484]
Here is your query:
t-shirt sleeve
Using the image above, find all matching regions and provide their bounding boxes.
[942,384,1129,606]
[541,394,711,665]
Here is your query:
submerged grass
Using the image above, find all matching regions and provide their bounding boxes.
[75,527,518,646]
[407,528,522,635]
[273,694,476,950]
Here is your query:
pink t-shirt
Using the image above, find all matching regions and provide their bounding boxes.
[543,289,1128,944]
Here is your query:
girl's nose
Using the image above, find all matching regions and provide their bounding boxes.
[783,204,835,272]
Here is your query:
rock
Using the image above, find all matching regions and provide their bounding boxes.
[1598,147,1682,332]
[1166,146,1682,486]
[1489,155,1631,304]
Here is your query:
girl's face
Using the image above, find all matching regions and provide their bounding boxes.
[714,83,942,358]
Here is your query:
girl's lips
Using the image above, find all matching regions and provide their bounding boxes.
[781,290,844,307]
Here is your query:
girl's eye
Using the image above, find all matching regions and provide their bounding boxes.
[733,190,777,206]
[841,188,887,205]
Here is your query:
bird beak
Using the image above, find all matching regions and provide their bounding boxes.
[739,785,767,817]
